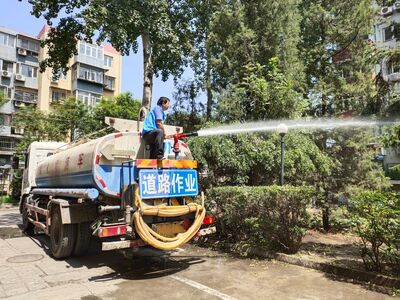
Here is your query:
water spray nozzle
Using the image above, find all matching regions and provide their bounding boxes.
[166,132,199,157]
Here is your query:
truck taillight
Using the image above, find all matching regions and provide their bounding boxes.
[98,225,127,238]
[203,215,215,225]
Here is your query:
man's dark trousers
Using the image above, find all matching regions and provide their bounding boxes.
[142,129,164,159]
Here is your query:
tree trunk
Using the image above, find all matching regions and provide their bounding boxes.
[322,205,330,232]
[206,64,212,120]
[205,29,212,121]
[142,32,153,109]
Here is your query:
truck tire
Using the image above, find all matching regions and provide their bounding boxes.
[50,206,76,259]
[21,200,34,236]
[73,222,91,256]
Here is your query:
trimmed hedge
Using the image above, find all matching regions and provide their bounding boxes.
[206,185,315,254]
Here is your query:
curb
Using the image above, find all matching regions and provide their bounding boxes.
[0,204,18,210]
[218,243,400,292]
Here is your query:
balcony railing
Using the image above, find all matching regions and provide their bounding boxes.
[0,141,16,151]
[14,90,37,103]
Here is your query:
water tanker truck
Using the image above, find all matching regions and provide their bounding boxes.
[19,117,215,259]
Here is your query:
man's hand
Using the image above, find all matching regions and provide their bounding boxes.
[156,120,166,136]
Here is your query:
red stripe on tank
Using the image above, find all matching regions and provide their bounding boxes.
[115,133,123,138]
[96,175,107,188]
[95,155,100,165]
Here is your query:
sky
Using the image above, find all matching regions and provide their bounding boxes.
[0,0,192,107]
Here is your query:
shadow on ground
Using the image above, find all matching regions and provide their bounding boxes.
[24,232,207,282]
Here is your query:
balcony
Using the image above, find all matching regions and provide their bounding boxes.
[14,90,37,103]
[0,140,16,152]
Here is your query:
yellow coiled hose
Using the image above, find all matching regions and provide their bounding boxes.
[132,187,205,250]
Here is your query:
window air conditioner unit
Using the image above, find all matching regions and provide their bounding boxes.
[14,101,25,107]
[389,73,400,82]
[17,48,27,56]
[15,74,25,82]
[14,128,24,135]
[395,1,400,11]
[381,6,393,16]
[1,71,10,78]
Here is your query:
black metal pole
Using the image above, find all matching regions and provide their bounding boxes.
[280,134,285,186]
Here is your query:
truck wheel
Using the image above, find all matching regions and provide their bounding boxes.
[50,206,76,259]
[21,201,34,236]
[73,222,91,256]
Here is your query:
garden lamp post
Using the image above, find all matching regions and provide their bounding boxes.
[277,124,288,186]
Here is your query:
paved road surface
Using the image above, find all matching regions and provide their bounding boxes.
[0,208,394,300]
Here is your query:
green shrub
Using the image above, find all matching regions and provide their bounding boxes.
[350,191,400,273]
[10,170,22,203]
[386,164,400,180]
[309,205,352,232]
[206,185,315,254]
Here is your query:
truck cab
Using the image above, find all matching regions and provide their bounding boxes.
[20,141,66,210]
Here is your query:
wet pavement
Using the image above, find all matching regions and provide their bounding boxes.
[0,208,394,300]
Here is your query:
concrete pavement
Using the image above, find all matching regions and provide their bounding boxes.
[0,208,394,299]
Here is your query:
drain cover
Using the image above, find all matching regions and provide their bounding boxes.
[7,254,44,263]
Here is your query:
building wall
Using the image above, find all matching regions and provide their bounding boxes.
[372,2,400,92]
[0,25,122,193]
[36,27,122,112]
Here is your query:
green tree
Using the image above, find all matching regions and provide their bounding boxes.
[27,0,193,107]
[12,106,49,155]
[188,128,333,188]
[0,90,7,107]
[92,92,142,130]
[312,128,388,231]
[166,80,206,133]
[365,45,400,115]
[187,0,221,120]
[299,0,376,116]
[49,97,96,142]
[382,123,400,147]
[217,61,306,122]
[207,0,304,93]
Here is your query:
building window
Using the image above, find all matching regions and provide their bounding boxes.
[72,65,77,80]
[18,64,38,78]
[383,26,394,42]
[0,32,15,47]
[51,90,66,102]
[78,42,103,60]
[0,114,11,126]
[1,60,13,73]
[76,90,101,106]
[18,38,40,52]
[52,68,67,81]
[104,76,115,90]
[14,89,38,103]
[78,66,103,84]
[0,137,15,151]
[104,55,113,67]
[391,64,400,74]
[0,86,7,99]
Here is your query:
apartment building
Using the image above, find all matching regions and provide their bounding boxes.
[372,1,400,93]
[0,25,122,192]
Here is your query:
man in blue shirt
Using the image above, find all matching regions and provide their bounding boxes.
[142,97,170,159]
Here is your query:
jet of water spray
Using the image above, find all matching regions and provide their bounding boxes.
[196,118,394,137]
